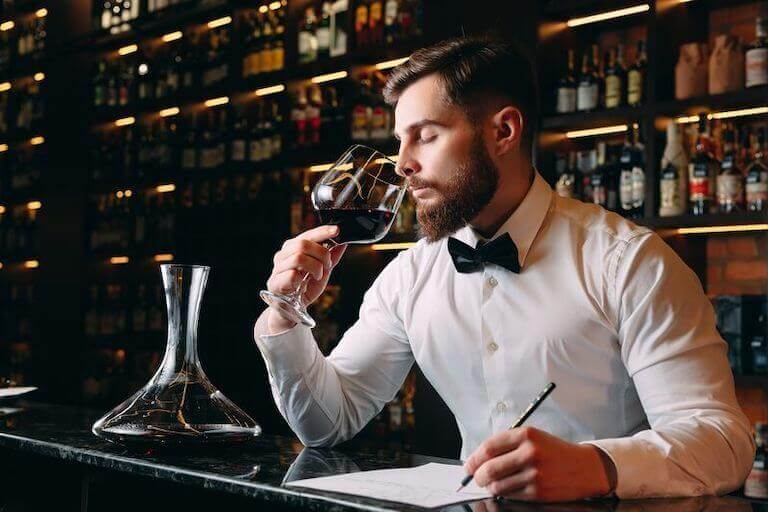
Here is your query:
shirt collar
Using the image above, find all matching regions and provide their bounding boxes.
[452,170,553,269]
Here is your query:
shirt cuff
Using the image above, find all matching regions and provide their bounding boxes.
[255,324,319,381]
[581,437,666,499]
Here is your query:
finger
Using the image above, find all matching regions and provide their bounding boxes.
[267,270,303,294]
[273,253,325,280]
[500,483,537,502]
[485,467,537,498]
[465,429,531,475]
[329,244,347,267]
[278,239,333,270]
[296,224,340,243]
[472,445,535,488]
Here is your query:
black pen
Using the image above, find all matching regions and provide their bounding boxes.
[456,382,556,492]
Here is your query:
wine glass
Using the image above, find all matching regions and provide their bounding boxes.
[261,145,407,328]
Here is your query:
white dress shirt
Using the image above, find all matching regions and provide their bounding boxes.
[254,171,755,499]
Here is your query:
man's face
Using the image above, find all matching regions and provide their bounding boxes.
[394,74,499,242]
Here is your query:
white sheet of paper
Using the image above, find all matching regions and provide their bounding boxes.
[284,462,493,508]
[0,387,36,399]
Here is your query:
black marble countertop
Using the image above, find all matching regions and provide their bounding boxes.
[0,401,761,511]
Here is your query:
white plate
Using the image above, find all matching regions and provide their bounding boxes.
[0,387,37,399]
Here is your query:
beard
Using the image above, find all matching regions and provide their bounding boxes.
[411,133,499,243]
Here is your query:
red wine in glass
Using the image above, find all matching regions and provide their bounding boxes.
[316,208,395,244]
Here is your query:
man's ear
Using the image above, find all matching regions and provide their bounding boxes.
[490,106,524,156]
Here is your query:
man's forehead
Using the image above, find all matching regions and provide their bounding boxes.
[394,75,454,133]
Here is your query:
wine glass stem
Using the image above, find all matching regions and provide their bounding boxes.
[285,240,338,305]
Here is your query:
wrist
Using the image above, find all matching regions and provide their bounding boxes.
[267,308,297,334]
[584,444,616,497]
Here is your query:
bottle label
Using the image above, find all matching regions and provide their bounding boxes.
[577,83,598,111]
[385,0,398,25]
[746,170,768,203]
[660,167,681,211]
[620,170,633,208]
[627,70,643,104]
[746,48,768,88]
[556,87,576,113]
[689,162,712,199]
[717,174,743,204]
[369,3,383,26]
[605,75,622,108]
[317,27,330,50]
[231,139,246,162]
[298,32,311,57]
[181,148,196,169]
[745,467,768,499]
[632,166,645,208]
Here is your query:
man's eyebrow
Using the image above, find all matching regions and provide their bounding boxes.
[393,119,446,140]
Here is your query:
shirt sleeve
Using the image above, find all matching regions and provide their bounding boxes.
[253,249,415,448]
[584,231,755,499]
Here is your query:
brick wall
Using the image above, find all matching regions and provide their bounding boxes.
[707,233,768,426]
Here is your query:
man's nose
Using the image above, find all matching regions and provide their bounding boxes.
[395,147,420,178]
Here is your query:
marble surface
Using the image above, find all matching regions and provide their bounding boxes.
[0,401,761,511]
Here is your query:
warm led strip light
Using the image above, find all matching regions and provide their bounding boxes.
[0,205,5,213]
[205,96,229,107]
[372,242,417,251]
[309,155,397,172]
[269,1,281,9]
[162,31,182,43]
[33,72,44,81]
[35,8,47,18]
[118,44,138,56]
[674,224,768,235]
[258,5,269,13]
[156,184,176,193]
[0,82,10,92]
[567,4,650,27]
[115,116,135,126]
[159,107,180,117]
[676,106,768,124]
[24,260,39,269]
[26,201,41,210]
[30,136,44,145]
[566,124,628,138]
[110,256,129,264]
[375,57,409,70]
[0,21,14,31]
[154,253,174,262]
[310,71,348,84]
[255,84,285,96]
[0,144,7,153]
[207,16,232,29]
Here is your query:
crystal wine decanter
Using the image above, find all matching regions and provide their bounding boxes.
[92,264,261,446]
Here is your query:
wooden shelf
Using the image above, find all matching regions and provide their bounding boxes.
[636,211,768,230]
[653,86,768,118]
[541,105,644,130]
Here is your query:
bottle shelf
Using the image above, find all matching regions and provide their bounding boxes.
[653,86,768,118]
[541,105,644,131]
[636,211,768,230]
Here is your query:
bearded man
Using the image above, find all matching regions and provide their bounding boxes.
[253,37,754,502]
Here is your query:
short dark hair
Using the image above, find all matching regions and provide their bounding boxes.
[383,36,539,156]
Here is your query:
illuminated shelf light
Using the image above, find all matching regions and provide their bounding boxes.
[255,84,285,96]
[565,124,627,138]
[124,189,133,197]
[207,16,232,29]
[35,8,47,18]
[0,205,5,213]
[154,253,174,262]
[26,201,41,210]
[372,242,417,251]
[674,224,768,236]
[258,5,269,13]
[0,144,8,152]
[33,72,44,82]
[269,1,281,9]
[156,184,176,193]
[110,256,129,264]
[566,4,649,27]
[162,31,182,43]
[118,44,138,56]
[159,107,180,117]
[116,190,124,198]
[310,71,348,84]
[675,114,700,124]
[30,136,44,145]
[0,82,11,92]
[375,57,409,70]
[0,262,3,269]
[711,106,768,120]
[115,116,135,127]
[24,260,39,269]
[204,96,229,107]
[0,21,15,31]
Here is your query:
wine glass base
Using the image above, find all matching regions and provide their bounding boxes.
[260,290,316,328]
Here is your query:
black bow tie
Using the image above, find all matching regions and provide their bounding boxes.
[447,233,521,274]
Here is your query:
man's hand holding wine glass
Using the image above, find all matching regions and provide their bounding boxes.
[266,225,347,334]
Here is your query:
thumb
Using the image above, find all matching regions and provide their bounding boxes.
[329,244,347,267]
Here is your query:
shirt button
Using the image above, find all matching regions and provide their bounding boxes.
[487,276,498,288]
[495,401,507,413]
[487,341,499,353]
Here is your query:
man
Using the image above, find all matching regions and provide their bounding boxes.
[253,37,754,502]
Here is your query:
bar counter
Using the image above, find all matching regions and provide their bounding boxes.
[0,401,762,511]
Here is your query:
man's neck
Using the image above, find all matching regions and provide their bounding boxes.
[470,164,535,239]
